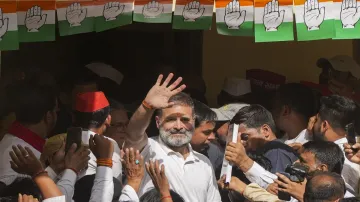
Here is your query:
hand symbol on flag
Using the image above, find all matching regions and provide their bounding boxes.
[25,6,47,32]
[183,1,205,21]
[263,0,285,31]
[143,1,164,18]
[304,0,325,30]
[224,0,246,29]
[341,0,360,28]
[0,8,9,41]
[66,3,87,27]
[104,2,125,21]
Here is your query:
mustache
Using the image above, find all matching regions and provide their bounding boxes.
[168,128,189,135]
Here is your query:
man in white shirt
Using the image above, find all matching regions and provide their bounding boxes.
[0,84,58,192]
[72,91,122,181]
[311,95,360,194]
[124,73,222,202]
[271,83,318,144]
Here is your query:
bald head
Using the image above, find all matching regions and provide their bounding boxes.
[304,171,345,202]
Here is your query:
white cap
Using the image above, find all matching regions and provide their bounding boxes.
[318,55,360,78]
[85,63,124,85]
[211,103,249,121]
[222,77,251,96]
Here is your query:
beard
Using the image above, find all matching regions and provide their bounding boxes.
[159,127,194,148]
[312,127,326,142]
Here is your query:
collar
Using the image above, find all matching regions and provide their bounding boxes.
[81,130,97,145]
[157,137,199,162]
[334,137,348,145]
[8,121,45,153]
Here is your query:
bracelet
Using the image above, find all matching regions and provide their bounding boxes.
[142,100,153,110]
[66,167,79,175]
[32,170,48,179]
[97,158,113,168]
[160,196,172,201]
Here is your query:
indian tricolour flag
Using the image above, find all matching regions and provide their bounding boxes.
[133,0,172,23]
[333,0,360,39]
[17,1,56,42]
[94,0,133,32]
[294,0,335,41]
[56,1,95,36]
[0,1,18,51]
[254,0,294,42]
[216,0,254,36]
[173,0,214,29]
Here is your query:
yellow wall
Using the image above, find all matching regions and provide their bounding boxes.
[202,26,354,107]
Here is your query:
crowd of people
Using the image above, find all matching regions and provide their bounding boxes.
[1,55,360,202]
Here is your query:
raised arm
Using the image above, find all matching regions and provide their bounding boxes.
[125,73,186,151]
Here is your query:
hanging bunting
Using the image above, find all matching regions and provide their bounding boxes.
[56,1,95,36]
[333,0,360,39]
[0,1,18,50]
[17,1,56,42]
[294,0,335,41]
[216,0,254,36]
[254,0,294,42]
[173,0,214,30]
[133,0,172,23]
[94,0,133,32]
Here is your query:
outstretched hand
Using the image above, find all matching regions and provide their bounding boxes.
[144,73,186,109]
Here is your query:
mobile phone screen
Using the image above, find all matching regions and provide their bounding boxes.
[346,123,356,144]
[66,127,82,153]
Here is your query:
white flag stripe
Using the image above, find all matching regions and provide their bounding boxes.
[92,3,134,16]
[216,6,253,22]
[134,3,173,14]
[254,5,293,23]
[57,5,98,21]
[294,1,334,23]
[174,4,214,16]
[17,10,55,25]
[3,13,17,31]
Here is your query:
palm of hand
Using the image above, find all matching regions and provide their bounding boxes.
[305,10,321,26]
[146,87,173,108]
[264,12,280,27]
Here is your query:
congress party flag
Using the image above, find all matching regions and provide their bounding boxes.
[133,0,172,23]
[56,1,95,36]
[17,1,56,42]
[254,0,294,42]
[216,0,254,36]
[294,0,335,41]
[0,1,18,51]
[94,0,134,32]
[333,0,360,39]
[173,0,214,30]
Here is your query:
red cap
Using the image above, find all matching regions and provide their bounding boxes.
[75,91,109,112]
[246,69,286,92]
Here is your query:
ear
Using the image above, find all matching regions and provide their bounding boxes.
[322,120,330,132]
[261,124,271,138]
[155,116,160,129]
[105,114,111,125]
[318,164,328,172]
[282,105,291,116]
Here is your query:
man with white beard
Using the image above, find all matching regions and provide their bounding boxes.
[124,73,221,202]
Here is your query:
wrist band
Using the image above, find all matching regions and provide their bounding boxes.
[66,167,79,175]
[160,196,172,201]
[32,170,48,179]
[142,100,153,110]
[97,158,113,168]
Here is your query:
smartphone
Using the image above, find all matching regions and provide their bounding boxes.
[346,123,357,144]
[65,127,82,153]
[278,172,291,201]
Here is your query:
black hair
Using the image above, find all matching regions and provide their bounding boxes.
[156,92,195,117]
[302,141,344,174]
[193,99,217,128]
[73,174,122,202]
[319,95,357,130]
[275,83,319,121]
[304,171,345,202]
[341,197,360,202]
[0,177,42,200]
[10,83,57,125]
[73,106,110,129]
[230,104,277,133]
[139,188,184,202]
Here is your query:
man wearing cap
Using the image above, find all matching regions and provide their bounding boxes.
[318,55,360,102]
[124,73,221,202]
[212,103,249,147]
[73,91,122,181]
